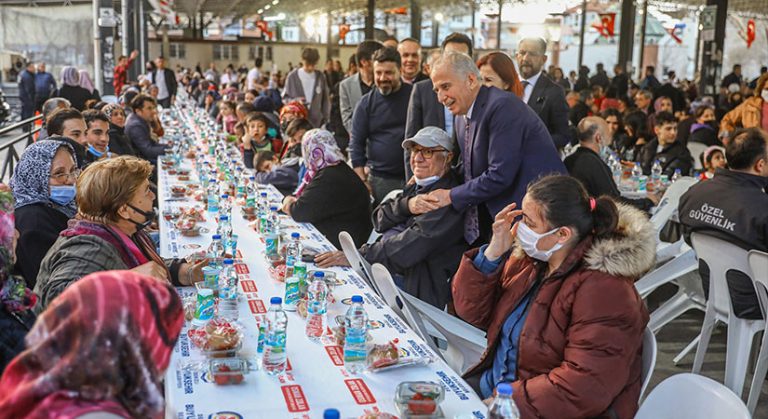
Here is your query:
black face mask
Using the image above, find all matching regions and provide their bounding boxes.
[127,203,156,231]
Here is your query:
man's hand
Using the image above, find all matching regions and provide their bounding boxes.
[129,50,139,60]
[132,261,168,281]
[180,258,209,285]
[646,190,661,205]
[314,251,350,268]
[408,194,441,215]
[353,167,373,195]
[282,195,297,215]
[428,189,452,209]
[484,203,523,260]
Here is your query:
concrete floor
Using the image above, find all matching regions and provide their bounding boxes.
[646,275,768,417]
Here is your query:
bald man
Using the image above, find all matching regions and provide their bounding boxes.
[564,116,657,211]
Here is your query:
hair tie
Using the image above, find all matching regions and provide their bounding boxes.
[589,197,596,212]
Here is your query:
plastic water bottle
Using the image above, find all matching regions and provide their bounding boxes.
[631,162,643,190]
[284,272,300,312]
[651,160,663,188]
[263,297,288,376]
[305,272,328,342]
[199,165,209,189]
[488,383,520,419]
[323,409,340,419]
[220,194,232,219]
[236,170,247,199]
[258,192,270,233]
[217,215,232,245]
[344,295,368,373]
[671,168,682,182]
[207,234,225,267]
[264,206,280,260]
[245,176,258,209]
[207,181,219,214]
[284,232,301,279]
[218,259,238,300]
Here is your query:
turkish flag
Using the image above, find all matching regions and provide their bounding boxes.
[592,13,616,39]
[746,19,756,48]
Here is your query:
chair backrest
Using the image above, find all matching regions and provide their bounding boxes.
[338,231,379,295]
[649,176,697,238]
[691,232,753,317]
[370,263,440,355]
[640,327,657,400]
[635,373,751,419]
[748,250,768,320]
[687,142,708,170]
[381,188,403,204]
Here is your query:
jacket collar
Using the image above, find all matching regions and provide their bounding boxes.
[715,169,768,189]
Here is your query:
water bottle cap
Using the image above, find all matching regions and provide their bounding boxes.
[351,295,363,303]
[323,409,340,419]
[270,296,282,305]
[223,259,234,265]
[496,382,513,396]
[270,206,278,211]
[212,234,222,240]
[220,215,228,220]
[675,168,681,173]
[291,232,300,238]
[314,271,325,278]
[260,192,268,197]
[249,176,255,181]
[221,194,229,199]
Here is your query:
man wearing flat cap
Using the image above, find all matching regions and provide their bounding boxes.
[316,126,468,309]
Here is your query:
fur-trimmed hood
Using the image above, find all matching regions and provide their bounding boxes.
[512,202,657,280]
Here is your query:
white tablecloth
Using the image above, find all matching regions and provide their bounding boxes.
[159,158,488,418]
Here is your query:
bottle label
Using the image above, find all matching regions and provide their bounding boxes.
[265,235,279,257]
[286,254,296,267]
[257,320,266,353]
[268,331,286,353]
[194,291,215,321]
[284,279,300,307]
[246,197,255,208]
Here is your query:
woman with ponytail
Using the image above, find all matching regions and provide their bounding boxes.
[452,175,656,418]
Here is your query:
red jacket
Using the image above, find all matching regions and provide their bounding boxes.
[453,203,656,419]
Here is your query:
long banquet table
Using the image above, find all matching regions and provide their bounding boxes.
[159,146,488,418]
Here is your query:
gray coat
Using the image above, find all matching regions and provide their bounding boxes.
[339,73,363,133]
[283,68,330,128]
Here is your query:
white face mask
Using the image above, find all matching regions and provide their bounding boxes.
[516,222,563,262]
[414,175,441,187]
[761,90,768,102]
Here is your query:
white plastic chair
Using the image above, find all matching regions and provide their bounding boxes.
[687,142,708,170]
[367,189,403,244]
[370,263,442,358]
[690,233,761,398]
[338,231,379,295]
[403,292,487,374]
[635,373,751,419]
[640,327,657,401]
[746,250,768,414]
[101,94,118,104]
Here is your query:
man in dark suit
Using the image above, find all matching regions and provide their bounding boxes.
[413,52,566,245]
[515,37,571,148]
[404,32,473,180]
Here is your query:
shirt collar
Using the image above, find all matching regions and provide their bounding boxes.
[522,71,542,87]
[466,98,477,120]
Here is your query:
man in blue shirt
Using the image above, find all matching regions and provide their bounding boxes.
[350,46,413,205]
[34,62,56,112]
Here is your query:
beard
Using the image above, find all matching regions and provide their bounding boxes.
[377,83,393,96]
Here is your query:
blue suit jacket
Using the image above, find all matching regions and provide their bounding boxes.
[450,86,566,217]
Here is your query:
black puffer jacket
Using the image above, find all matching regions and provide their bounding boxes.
[637,138,694,176]
[0,302,36,374]
[108,123,137,156]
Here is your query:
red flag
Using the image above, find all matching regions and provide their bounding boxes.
[591,13,616,39]
[746,19,756,48]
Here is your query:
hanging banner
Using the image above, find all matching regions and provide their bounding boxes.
[666,23,685,44]
[746,19,756,48]
[591,13,616,39]
[147,0,176,22]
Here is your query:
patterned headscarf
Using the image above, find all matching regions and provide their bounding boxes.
[0,187,35,314]
[78,70,95,94]
[0,271,184,418]
[279,100,308,121]
[295,129,345,197]
[102,103,122,121]
[10,139,77,218]
[60,67,80,87]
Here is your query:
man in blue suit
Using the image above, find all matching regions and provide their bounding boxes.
[411,52,565,245]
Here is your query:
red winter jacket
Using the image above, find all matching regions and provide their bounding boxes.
[453,203,656,419]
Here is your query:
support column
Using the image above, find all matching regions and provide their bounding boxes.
[365,0,375,40]
[577,0,587,70]
[93,0,102,93]
[326,13,333,61]
[470,1,476,48]
[617,0,635,73]
[139,0,148,72]
[637,0,649,80]
[699,0,727,97]
[496,0,502,49]
[410,0,421,43]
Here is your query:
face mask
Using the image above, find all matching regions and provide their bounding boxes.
[761,90,768,102]
[127,203,156,231]
[516,222,563,262]
[87,144,109,158]
[414,175,441,188]
[50,185,76,206]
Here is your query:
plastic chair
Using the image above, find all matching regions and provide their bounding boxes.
[635,373,751,419]
[690,233,761,398]
[746,250,768,414]
[687,142,708,170]
[640,327,657,401]
[369,263,442,358]
[338,231,379,296]
[403,292,487,374]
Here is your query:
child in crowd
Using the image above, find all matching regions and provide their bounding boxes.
[217,100,237,135]
[699,145,727,180]
[281,118,312,160]
[636,111,694,176]
[253,150,300,196]
[242,112,282,169]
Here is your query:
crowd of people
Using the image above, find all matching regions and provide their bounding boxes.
[3,31,768,418]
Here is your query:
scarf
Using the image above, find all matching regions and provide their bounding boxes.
[10,139,77,218]
[279,100,308,121]
[60,66,80,87]
[0,189,36,314]
[295,129,345,197]
[60,219,170,281]
[0,271,184,418]
[78,70,95,94]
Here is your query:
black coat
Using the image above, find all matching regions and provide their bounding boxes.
[57,136,86,169]
[108,123,138,156]
[564,147,654,212]
[54,85,94,111]
[288,164,372,249]
[360,171,469,308]
[653,83,687,114]
[15,203,72,288]
[0,305,35,374]
[689,125,720,147]
[637,138,694,177]
[526,74,572,148]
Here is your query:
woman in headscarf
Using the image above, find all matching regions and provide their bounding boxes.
[102,103,137,157]
[279,100,309,132]
[10,140,78,288]
[54,67,92,111]
[34,156,207,310]
[0,185,37,375]
[281,129,371,248]
[78,69,101,104]
[0,270,183,418]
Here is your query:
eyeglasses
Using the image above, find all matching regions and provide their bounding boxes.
[50,169,81,182]
[411,147,448,159]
